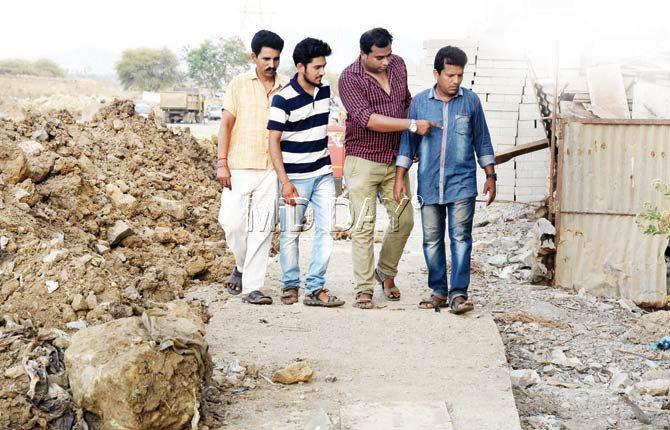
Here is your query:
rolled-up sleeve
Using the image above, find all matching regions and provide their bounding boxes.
[397,99,420,169]
[338,71,374,129]
[472,95,495,168]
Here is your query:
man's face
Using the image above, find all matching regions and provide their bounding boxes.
[434,64,464,97]
[252,47,281,78]
[298,56,327,87]
[361,44,392,73]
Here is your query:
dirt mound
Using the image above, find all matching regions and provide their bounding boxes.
[0,99,233,428]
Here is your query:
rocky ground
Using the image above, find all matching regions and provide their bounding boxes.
[0,100,233,428]
[468,203,670,429]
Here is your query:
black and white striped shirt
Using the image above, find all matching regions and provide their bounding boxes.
[267,75,332,180]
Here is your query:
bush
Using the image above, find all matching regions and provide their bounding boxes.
[637,180,670,236]
[0,58,65,77]
[115,48,181,91]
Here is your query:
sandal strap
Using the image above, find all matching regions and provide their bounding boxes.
[355,292,373,302]
[281,286,299,297]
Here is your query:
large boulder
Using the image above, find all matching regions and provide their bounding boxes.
[64,305,212,430]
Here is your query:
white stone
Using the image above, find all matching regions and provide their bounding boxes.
[45,280,60,293]
[43,249,68,264]
[609,372,630,390]
[510,369,542,388]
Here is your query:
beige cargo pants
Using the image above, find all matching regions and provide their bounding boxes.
[343,156,414,295]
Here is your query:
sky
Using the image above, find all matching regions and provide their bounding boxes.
[1,0,669,76]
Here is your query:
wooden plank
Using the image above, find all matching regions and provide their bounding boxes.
[495,139,549,165]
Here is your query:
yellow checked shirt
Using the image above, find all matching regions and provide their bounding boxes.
[222,69,288,170]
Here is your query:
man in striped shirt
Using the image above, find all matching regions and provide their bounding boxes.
[339,28,438,309]
[268,37,345,307]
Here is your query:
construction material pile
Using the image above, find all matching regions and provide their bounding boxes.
[0,100,232,428]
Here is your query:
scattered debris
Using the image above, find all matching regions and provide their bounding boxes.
[272,361,314,385]
[626,311,670,345]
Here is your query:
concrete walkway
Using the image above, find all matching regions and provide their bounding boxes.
[203,205,521,429]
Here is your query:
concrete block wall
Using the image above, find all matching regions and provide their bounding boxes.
[409,39,550,203]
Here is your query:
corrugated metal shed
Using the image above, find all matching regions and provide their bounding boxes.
[555,119,670,307]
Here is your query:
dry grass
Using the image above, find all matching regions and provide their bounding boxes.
[0,74,132,99]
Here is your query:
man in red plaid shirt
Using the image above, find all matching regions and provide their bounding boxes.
[339,27,438,309]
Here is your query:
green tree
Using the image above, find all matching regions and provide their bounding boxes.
[184,37,249,91]
[637,180,670,236]
[115,48,181,91]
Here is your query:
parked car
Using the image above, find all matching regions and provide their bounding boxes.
[207,105,222,121]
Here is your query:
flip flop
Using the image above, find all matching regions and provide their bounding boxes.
[242,290,273,305]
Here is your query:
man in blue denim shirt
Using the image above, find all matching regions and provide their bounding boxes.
[393,46,497,314]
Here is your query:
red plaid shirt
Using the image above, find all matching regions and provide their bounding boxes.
[338,55,412,164]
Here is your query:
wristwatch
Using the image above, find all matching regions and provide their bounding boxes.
[408,119,417,133]
[486,173,497,181]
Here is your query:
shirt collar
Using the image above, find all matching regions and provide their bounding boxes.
[247,68,287,91]
[289,73,322,95]
[429,85,464,100]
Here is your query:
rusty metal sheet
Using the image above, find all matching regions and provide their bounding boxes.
[555,121,670,306]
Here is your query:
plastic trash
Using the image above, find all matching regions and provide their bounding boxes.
[650,336,670,351]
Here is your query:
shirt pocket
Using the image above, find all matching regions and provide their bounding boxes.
[454,114,471,135]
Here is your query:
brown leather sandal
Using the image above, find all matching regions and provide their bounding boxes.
[281,287,299,305]
[418,295,449,311]
[303,289,345,307]
[375,268,400,301]
[353,292,374,309]
[449,296,474,315]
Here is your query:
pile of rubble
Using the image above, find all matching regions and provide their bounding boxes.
[0,100,233,428]
[469,203,670,429]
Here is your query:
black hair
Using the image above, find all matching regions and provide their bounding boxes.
[434,46,468,72]
[251,30,284,55]
[359,28,393,54]
[293,38,332,66]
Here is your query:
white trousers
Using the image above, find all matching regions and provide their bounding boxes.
[218,169,277,293]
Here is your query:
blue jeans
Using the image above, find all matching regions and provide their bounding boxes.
[421,197,476,302]
[279,173,335,295]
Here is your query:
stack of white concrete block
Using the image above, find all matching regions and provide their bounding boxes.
[408,40,550,203]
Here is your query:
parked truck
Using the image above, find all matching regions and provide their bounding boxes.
[159,91,205,124]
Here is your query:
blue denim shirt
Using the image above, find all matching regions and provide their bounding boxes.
[397,86,495,205]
